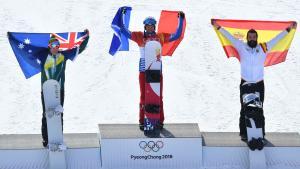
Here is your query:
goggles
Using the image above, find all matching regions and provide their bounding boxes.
[49,41,60,49]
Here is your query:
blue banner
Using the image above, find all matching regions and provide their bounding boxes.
[109,6,132,56]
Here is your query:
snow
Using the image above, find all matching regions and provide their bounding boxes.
[0,0,299,134]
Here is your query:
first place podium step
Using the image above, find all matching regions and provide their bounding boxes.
[99,123,203,169]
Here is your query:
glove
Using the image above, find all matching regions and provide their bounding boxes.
[211,19,215,25]
[84,29,89,36]
[211,19,221,30]
[121,7,127,14]
[58,143,67,151]
[292,21,297,28]
[286,21,297,32]
[48,143,59,152]
[48,143,66,152]
[46,110,54,118]
[54,105,64,115]
[178,11,185,19]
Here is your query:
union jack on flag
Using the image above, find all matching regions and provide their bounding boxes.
[51,32,88,51]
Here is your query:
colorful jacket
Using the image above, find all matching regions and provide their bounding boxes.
[219,28,288,82]
[41,36,89,89]
[120,14,184,72]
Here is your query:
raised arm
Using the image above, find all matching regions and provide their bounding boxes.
[78,29,89,54]
[168,11,185,42]
[119,7,132,39]
[62,29,89,60]
[266,22,296,51]
[211,19,242,48]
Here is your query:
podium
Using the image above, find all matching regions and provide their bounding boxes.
[1,124,300,169]
[99,123,202,169]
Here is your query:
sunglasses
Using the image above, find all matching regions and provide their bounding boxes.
[49,41,60,49]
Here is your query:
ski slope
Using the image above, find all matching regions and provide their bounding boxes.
[0,0,299,134]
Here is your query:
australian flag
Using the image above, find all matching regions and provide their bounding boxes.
[109,6,132,56]
[8,31,88,79]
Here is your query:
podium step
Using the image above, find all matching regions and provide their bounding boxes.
[99,123,203,169]
[202,132,300,147]
[0,133,101,169]
[0,133,99,149]
[99,123,201,139]
[0,124,299,169]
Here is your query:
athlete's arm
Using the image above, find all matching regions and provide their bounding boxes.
[211,19,242,48]
[120,7,132,39]
[266,22,296,51]
[78,29,89,54]
[168,11,185,42]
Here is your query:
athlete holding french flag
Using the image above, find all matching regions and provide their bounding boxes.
[119,7,185,130]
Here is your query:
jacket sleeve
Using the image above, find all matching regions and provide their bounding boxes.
[219,27,243,48]
[168,16,184,42]
[78,35,89,54]
[266,30,288,51]
[119,12,132,39]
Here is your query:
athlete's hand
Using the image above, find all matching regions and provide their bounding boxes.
[121,7,127,14]
[211,19,221,29]
[84,29,89,36]
[286,22,297,32]
[178,11,185,19]
[291,21,297,29]
[55,105,64,114]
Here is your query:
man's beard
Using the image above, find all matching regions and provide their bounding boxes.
[247,40,257,48]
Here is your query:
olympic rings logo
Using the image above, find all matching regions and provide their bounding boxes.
[139,141,164,152]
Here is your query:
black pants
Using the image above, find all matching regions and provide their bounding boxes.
[239,79,265,136]
[41,90,64,143]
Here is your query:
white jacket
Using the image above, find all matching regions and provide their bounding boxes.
[219,28,288,82]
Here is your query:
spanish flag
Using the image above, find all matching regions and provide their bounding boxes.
[213,19,296,66]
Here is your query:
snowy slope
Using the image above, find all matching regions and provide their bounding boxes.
[0,0,299,134]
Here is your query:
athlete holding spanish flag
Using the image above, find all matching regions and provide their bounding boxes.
[120,7,185,130]
[211,19,296,141]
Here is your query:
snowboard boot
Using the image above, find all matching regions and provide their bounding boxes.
[262,137,267,146]
[157,122,164,130]
[240,134,247,142]
[42,140,48,148]
[256,137,264,150]
[247,138,257,151]
[247,137,265,151]
[139,123,144,131]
